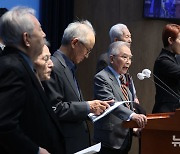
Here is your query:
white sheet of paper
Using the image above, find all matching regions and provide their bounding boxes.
[74,142,101,154]
[88,101,131,122]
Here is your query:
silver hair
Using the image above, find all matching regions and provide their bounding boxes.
[61,20,95,45]
[108,41,130,57]
[0,6,36,47]
[109,23,128,43]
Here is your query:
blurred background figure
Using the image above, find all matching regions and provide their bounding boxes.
[153,23,180,113]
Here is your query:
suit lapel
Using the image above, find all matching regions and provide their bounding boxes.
[105,67,125,100]
[106,67,133,110]
[18,53,63,132]
[54,51,81,101]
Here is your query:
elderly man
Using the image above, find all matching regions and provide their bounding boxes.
[34,43,54,81]
[42,20,112,154]
[96,23,132,73]
[97,23,146,115]
[94,41,147,154]
[0,6,65,154]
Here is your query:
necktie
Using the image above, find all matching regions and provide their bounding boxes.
[119,75,130,109]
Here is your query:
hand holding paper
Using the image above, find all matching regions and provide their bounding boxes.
[88,101,132,122]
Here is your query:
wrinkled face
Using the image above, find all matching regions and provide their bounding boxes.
[27,15,46,60]
[110,45,132,74]
[71,31,95,64]
[171,33,180,54]
[120,28,132,46]
[34,45,53,81]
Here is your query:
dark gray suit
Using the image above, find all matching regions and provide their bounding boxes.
[43,50,90,154]
[94,67,134,152]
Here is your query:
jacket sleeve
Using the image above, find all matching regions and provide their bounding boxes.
[42,68,88,122]
[94,73,134,121]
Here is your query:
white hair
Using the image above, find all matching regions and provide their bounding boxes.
[0,6,36,47]
[109,23,128,43]
[61,20,95,45]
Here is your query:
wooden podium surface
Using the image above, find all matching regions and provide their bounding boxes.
[123,109,180,154]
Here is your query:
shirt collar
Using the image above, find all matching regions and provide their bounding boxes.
[0,43,5,50]
[58,50,77,72]
[108,66,121,85]
[19,52,34,71]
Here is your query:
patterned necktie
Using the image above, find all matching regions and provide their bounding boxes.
[119,75,130,109]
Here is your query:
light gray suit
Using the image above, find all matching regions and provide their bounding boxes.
[93,66,134,151]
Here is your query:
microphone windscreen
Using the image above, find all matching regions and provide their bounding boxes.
[142,69,151,78]
[137,73,145,80]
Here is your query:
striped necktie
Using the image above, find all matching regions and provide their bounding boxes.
[119,75,130,109]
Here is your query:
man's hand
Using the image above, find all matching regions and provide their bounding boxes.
[39,147,50,154]
[131,113,147,128]
[134,97,139,104]
[88,99,113,115]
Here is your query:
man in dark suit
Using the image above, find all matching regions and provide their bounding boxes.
[42,20,112,154]
[0,6,65,154]
[152,24,180,113]
[94,41,147,154]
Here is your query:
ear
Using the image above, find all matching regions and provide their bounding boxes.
[23,32,30,47]
[114,38,119,42]
[168,37,173,45]
[71,38,79,48]
[109,55,114,64]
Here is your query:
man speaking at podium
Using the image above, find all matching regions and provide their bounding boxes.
[93,41,147,154]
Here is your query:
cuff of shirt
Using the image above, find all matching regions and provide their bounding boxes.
[86,101,90,114]
[127,112,136,121]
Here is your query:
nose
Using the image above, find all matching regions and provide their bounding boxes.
[47,59,54,68]
[42,29,46,38]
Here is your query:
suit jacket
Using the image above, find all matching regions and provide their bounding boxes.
[96,52,109,73]
[43,50,90,154]
[0,46,3,56]
[93,67,134,150]
[0,47,65,154]
[152,48,180,113]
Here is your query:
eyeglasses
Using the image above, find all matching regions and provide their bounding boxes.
[42,55,51,64]
[79,41,92,57]
[113,55,132,62]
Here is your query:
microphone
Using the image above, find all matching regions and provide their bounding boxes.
[137,72,150,80]
[137,69,180,101]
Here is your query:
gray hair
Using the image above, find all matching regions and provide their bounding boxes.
[109,24,128,43]
[0,6,36,47]
[61,20,95,45]
[108,41,130,57]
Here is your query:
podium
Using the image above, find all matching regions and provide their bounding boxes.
[123,109,180,154]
